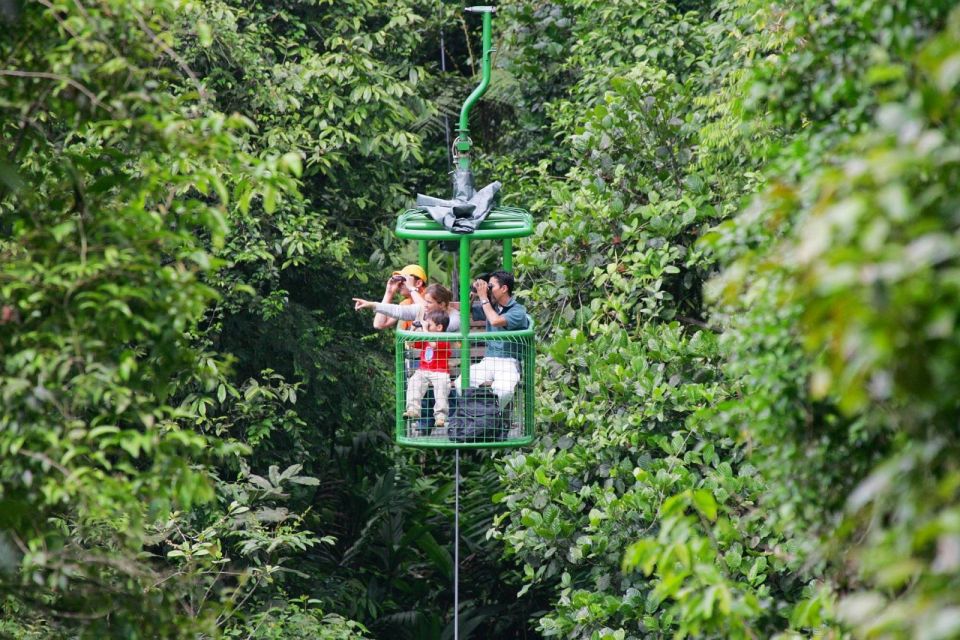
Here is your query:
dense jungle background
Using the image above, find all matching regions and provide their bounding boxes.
[2,0,960,638]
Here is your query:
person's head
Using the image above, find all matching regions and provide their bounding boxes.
[488,270,515,303]
[422,284,452,313]
[423,309,450,333]
[391,264,427,296]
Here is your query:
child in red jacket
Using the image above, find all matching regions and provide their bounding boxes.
[403,309,452,429]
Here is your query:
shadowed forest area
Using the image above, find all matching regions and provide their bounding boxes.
[2,0,960,638]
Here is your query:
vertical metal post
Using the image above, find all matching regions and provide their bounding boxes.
[459,235,470,389]
[503,237,512,272]
[418,240,429,279]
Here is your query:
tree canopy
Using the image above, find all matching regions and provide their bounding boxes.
[2,0,960,638]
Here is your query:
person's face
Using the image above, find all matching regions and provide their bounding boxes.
[489,277,508,300]
[425,319,444,333]
[423,292,446,312]
[402,278,423,297]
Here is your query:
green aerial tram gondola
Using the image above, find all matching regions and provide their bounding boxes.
[392,5,535,451]
[362,7,535,638]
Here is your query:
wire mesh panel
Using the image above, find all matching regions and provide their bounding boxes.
[395,319,534,449]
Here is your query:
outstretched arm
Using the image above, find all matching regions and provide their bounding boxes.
[353,298,377,311]
[371,302,419,322]
[373,280,400,330]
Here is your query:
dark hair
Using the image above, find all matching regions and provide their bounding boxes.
[424,283,452,306]
[424,309,450,331]
[488,270,515,294]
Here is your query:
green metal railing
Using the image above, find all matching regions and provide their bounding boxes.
[396,206,533,241]
[394,321,534,450]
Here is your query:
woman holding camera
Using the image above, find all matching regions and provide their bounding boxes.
[353,269,461,332]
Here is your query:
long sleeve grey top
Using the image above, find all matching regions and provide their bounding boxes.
[374,303,461,332]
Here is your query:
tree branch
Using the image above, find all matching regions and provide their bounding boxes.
[7,84,53,162]
[0,70,111,113]
[133,11,207,102]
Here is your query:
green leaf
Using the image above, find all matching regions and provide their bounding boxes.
[281,152,303,177]
[197,21,213,47]
[692,489,717,522]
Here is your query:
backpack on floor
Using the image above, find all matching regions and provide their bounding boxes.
[447,387,505,443]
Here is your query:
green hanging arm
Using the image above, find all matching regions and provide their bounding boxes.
[455,6,495,172]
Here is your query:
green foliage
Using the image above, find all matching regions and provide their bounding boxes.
[0,0,369,636]
[223,597,370,640]
[491,0,960,638]
[709,7,960,636]
[6,0,960,637]
[1,1,257,634]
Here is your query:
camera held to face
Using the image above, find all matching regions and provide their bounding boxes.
[469,273,492,295]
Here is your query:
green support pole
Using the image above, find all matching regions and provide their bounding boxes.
[418,240,429,279]
[395,334,405,441]
[456,7,495,173]
[503,238,512,272]
[459,235,471,389]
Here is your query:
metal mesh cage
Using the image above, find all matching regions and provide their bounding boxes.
[395,318,534,449]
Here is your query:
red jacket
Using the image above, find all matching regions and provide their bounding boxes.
[413,340,451,372]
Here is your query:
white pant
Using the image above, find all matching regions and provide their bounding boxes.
[406,369,451,420]
[455,357,520,409]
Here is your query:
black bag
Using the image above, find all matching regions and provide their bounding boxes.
[448,387,505,443]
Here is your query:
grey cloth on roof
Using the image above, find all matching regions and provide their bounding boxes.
[415,168,501,234]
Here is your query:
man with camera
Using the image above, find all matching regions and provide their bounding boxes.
[456,270,529,409]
